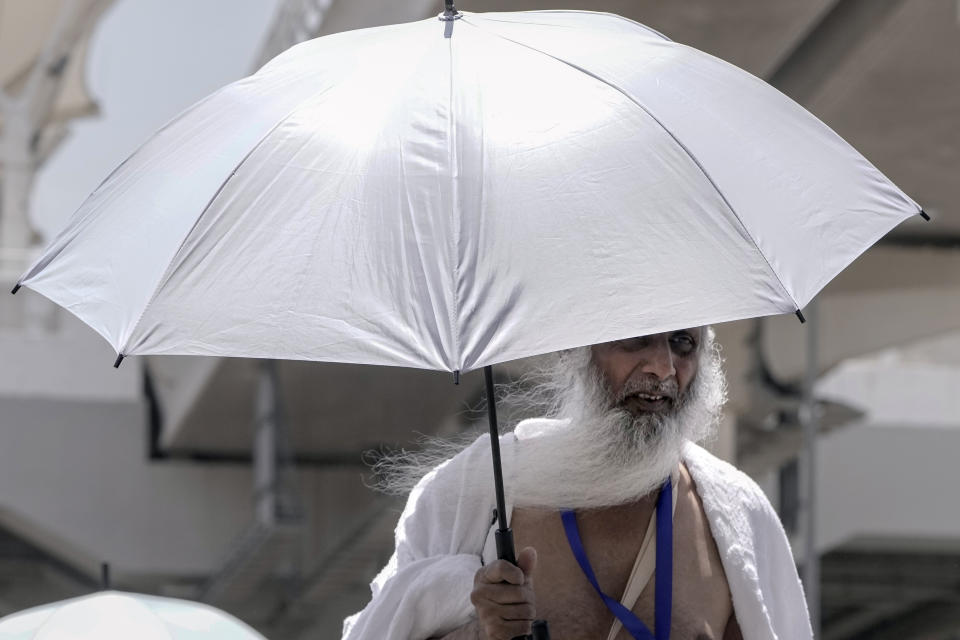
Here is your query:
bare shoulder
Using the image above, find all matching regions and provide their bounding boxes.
[671,462,734,636]
[674,461,720,560]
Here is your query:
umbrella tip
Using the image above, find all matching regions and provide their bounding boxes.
[795,309,806,323]
[10,283,20,295]
[439,0,461,20]
[919,209,930,221]
[453,370,460,385]
[101,562,110,590]
[113,354,124,368]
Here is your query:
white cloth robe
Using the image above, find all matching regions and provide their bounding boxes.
[342,419,813,640]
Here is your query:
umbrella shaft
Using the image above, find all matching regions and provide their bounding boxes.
[486,364,544,640]
[484,366,514,556]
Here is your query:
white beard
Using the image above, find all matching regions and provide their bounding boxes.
[510,329,726,510]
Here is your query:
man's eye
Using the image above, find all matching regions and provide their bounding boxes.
[670,334,696,353]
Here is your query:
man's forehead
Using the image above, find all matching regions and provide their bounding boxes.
[587,327,707,354]
[625,326,704,339]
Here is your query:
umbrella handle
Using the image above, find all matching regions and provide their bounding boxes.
[495,527,516,565]
[498,530,549,639]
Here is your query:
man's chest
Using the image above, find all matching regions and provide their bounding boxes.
[509,473,733,639]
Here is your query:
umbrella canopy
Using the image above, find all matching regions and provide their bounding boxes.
[14,9,921,372]
[0,591,266,640]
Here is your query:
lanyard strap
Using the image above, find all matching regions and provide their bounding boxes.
[561,478,672,640]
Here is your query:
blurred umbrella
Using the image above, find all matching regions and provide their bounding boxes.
[11,1,924,587]
[0,591,266,640]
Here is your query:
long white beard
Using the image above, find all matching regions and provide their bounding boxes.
[510,329,726,510]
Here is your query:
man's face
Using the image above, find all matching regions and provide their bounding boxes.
[590,327,702,418]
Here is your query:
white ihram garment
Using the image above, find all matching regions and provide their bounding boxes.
[342,419,812,640]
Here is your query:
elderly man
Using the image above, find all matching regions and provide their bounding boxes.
[343,327,812,640]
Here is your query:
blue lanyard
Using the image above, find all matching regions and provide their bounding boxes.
[560,478,672,640]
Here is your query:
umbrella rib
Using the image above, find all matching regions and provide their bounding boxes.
[479,10,674,44]
[118,106,308,356]
[463,20,800,313]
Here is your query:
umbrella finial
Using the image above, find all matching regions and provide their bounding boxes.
[439,0,461,21]
[101,562,110,590]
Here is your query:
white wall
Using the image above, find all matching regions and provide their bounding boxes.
[817,423,960,553]
[814,331,960,554]
[0,395,253,578]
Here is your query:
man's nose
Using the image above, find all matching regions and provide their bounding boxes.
[640,336,676,380]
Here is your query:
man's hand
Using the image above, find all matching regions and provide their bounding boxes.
[470,546,538,640]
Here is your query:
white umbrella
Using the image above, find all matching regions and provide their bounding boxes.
[10,5,924,619]
[0,591,266,640]
[12,7,922,373]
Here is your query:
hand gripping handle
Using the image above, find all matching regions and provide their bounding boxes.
[498,530,550,639]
